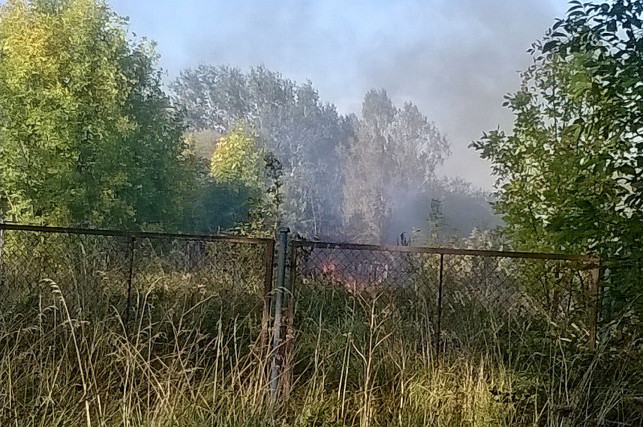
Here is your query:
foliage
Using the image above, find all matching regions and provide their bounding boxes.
[173,137,243,233]
[342,90,450,243]
[399,178,500,248]
[187,128,221,160]
[172,68,494,243]
[172,66,351,238]
[0,0,191,230]
[210,124,282,235]
[211,124,264,188]
[471,0,642,310]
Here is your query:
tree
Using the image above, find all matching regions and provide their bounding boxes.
[210,124,282,235]
[0,0,191,229]
[211,125,264,188]
[471,0,642,310]
[172,65,350,238]
[342,90,450,243]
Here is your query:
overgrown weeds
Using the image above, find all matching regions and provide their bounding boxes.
[285,279,642,426]
[0,234,640,425]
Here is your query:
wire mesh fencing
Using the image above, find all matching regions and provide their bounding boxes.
[0,223,274,424]
[278,240,600,422]
[0,223,610,424]
[287,242,599,348]
[0,224,274,333]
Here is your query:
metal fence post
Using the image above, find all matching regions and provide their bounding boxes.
[436,253,444,355]
[124,235,135,337]
[588,264,601,351]
[261,239,275,354]
[280,239,299,399]
[269,227,289,402]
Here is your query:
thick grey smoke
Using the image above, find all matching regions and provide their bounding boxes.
[105,0,569,243]
[355,1,569,188]
[108,0,568,190]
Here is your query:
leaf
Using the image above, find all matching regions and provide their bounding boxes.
[542,40,560,53]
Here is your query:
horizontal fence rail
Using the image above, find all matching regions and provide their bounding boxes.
[291,240,599,262]
[0,222,273,245]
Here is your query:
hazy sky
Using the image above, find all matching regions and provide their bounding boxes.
[109,0,569,190]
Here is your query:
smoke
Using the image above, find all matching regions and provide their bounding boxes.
[379,175,503,245]
[109,0,567,189]
[355,1,568,188]
[107,0,568,240]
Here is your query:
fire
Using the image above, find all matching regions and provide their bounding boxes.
[318,259,382,295]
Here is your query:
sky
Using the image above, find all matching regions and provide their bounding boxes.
[109,0,570,190]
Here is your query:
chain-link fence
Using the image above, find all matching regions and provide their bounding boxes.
[0,223,274,423]
[0,223,274,332]
[277,240,600,419]
[1,224,609,424]
[287,241,599,347]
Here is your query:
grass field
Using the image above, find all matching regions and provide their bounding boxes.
[0,232,640,426]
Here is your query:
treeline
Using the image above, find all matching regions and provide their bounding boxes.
[173,66,498,242]
[0,0,496,244]
[0,0,194,231]
[472,0,642,312]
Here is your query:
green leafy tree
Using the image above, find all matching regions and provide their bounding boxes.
[210,124,281,235]
[471,0,642,310]
[172,65,350,238]
[0,0,191,229]
[211,125,264,188]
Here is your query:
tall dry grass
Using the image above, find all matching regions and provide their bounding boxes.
[0,234,640,426]
[284,276,642,426]
[0,276,276,426]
